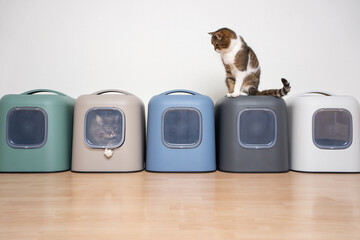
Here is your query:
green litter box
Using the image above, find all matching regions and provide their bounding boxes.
[0,89,75,172]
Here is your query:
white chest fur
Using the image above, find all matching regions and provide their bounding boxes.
[217,37,259,97]
[220,38,242,67]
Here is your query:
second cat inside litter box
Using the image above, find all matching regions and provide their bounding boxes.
[85,108,125,158]
[71,90,145,173]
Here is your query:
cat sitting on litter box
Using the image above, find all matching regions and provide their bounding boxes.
[209,28,291,98]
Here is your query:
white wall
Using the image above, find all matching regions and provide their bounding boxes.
[1,0,360,105]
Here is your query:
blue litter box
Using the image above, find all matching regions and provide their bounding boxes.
[146,90,216,172]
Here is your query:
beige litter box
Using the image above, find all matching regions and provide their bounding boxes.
[71,90,145,172]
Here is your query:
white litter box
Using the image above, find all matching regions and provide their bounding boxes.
[287,92,360,172]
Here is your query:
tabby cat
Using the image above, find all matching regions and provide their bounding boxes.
[88,114,122,158]
[209,28,290,97]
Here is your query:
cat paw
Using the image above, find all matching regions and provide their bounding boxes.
[227,92,241,98]
[104,148,114,158]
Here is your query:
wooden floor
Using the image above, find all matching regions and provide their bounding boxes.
[0,171,359,240]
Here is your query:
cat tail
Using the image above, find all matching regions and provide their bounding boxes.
[255,78,291,98]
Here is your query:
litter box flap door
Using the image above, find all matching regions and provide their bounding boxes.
[238,108,277,149]
[84,107,125,149]
[162,107,202,149]
[6,107,48,149]
[313,108,352,149]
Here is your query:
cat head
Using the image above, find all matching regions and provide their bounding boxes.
[95,114,120,139]
[209,28,237,52]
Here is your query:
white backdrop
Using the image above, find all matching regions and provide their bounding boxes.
[1,0,360,105]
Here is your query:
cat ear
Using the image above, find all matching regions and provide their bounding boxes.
[209,32,222,40]
[96,115,103,125]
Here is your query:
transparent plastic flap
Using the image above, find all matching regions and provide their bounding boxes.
[6,107,48,149]
[162,108,202,148]
[85,108,125,149]
[238,108,277,149]
[313,109,352,149]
